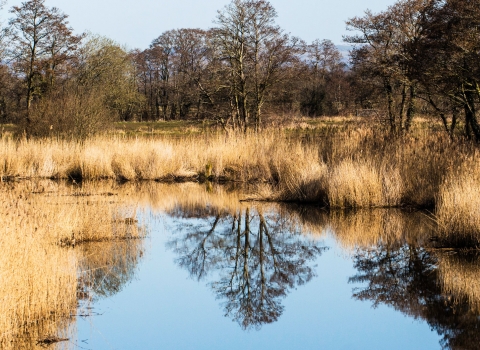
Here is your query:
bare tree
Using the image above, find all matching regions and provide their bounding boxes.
[412,0,480,141]
[301,39,346,116]
[9,0,81,121]
[215,0,303,132]
[345,1,428,134]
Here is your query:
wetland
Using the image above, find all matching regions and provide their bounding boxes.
[2,180,480,349]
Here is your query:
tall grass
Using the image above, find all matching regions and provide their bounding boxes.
[0,130,467,206]
[0,184,77,348]
[436,159,480,244]
[2,125,480,239]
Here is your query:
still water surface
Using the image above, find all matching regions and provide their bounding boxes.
[5,182,480,349]
[66,183,479,350]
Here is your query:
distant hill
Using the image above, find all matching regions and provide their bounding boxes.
[336,44,353,64]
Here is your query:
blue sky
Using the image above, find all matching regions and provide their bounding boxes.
[2,0,397,49]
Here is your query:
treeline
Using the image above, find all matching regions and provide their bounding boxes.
[133,23,349,131]
[0,0,479,138]
[346,0,480,140]
[0,0,351,137]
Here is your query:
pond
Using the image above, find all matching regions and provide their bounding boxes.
[2,181,479,349]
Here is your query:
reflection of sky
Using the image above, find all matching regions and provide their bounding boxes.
[76,213,440,350]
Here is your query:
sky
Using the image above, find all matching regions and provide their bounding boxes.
[1,0,397,50]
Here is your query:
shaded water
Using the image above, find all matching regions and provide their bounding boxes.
[3,182,480,349]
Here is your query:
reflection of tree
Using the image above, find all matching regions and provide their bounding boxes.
[168,206,325,330]
[78,240,144,300]
[350,244,480,350]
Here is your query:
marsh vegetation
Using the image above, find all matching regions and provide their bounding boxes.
[1,0,480,348]
[2,120,480,246]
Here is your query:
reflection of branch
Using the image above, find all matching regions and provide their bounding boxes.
[260,212,278,272]
[229,213,242,290]
[197,216,220,280]
[349,244,480,349]
[241,208,251,303]
[182,215,220,280]
[259,213,266,304]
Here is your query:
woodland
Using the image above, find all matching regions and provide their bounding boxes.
[0,0,478,139]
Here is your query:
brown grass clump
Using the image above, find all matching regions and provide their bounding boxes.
[326,160,403,208]
[269,144,328,202]
[0,125,479,214]
[436,159,480,244]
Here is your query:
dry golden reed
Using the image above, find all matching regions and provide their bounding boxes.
[1,125,480,239]
[436,158,480,241]
[0,183,77,349]
[1,128,472,209]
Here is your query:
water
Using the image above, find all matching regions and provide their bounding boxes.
[5,182,480,349]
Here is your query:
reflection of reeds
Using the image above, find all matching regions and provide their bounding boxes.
[107,181,245,215]
[0,180,144,348]
[328,210,435,250]
[438,254,480,314]
[78,240,145,301]
[283,205,435,250]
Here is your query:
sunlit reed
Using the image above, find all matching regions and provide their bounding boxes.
[436,159,480,242]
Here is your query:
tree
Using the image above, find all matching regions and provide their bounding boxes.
[214,0,304,132]
[411,0,480,141]
[0,0,9,59]
[23,34,144,139]
[345,0,429,134]
[76,34,143,121]
[301,39,346,116]
[9,0,82,121]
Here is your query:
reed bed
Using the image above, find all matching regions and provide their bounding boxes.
[436,159,480,243]
[0,183,77,348]
[1,128,474,208]
[2,125,480,240]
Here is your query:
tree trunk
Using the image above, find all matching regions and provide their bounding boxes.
[464,87,480,142]
[399,83,407,131]
[384,78,396,134]
[405,83,416,132]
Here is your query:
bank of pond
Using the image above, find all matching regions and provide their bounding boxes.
[1,129,480,244]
